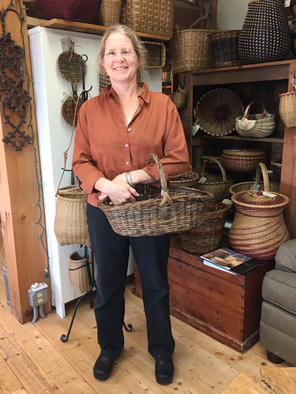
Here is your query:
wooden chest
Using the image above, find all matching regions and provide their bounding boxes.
[132,237,274,352]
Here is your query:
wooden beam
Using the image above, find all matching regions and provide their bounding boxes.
[0,0,50,323]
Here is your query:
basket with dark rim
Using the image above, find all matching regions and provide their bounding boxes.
[229,162,280,195]
[97,153,213,237]
[209,30,241,68]
[196,158,233,202]
[169,166,199,188]
[221,149,267,172]
[69,251,90,293]
[143,41,166,69]
[178,201,229,254]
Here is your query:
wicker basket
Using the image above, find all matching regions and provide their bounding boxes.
[98,0,121,26]
[169,166,199,188]
[279,89,296,128]
[209,30,241,68]
[97,153,213,236]
[69,251,90,293]
[172,86,187,109]
[54,185,91,246]
[99,73,111,93]
[236,101,276,138]
[143,41,166,69]
[61,95,84,126]
[230,190,290,260]
[170,27,216,73]
[196,158,233,202]
[121,0,173,37]
[178,201,229,254]
[221,149,267,173]
[229,162,280,195]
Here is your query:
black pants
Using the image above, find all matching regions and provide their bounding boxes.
[86,203,175,361]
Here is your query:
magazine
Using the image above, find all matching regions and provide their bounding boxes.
[200,247,262,275]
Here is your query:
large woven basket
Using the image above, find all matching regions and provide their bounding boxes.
[171,27,216,73]
[236,101,276,138]
[209,30,241,68]
[98,153,213,236]
[178,201,229,254]
[196,158,233,202]
[121,0,173,37]
[98,0,121,26]
[221,149,267,172]
[54,185,91,246]
[229,162,280,195]
[279,89,296,128]
[69,251,90,293]
[143,41,166,69]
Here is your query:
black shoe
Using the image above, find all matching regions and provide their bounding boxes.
[155,359,174,385]
[93,355,114,381]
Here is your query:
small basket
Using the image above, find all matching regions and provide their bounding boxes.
[196,158,233,202]
[169,166,199,188]
[236,100,276,138]
[279,88,296,128]
[61,95,84,126]
[69,251,90,293]
[97,153,213,237]
[229,162,280,195]
[98,0,121,26]
[143,41,166,69]
[172,86,187,109]
[99,73,111,93]
[178,201,229,254]
[221,149,267,172]
[209,30,241,68]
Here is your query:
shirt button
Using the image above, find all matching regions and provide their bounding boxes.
[125,143,128,148]
[128,127,131,132]
[126,161,129,165]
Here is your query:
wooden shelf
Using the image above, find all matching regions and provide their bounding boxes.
[26,17,171,41]
[193,135,284,145]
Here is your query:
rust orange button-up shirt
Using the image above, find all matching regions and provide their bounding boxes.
[72,83,189,207]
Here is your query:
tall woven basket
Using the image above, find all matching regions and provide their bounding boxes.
[98,153,213,236]
[178,201,229,254]
[98,0,121,26]
[230,190,290,260]
[69,251,90,293]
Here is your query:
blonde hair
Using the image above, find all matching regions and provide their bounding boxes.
[98,24,148,80]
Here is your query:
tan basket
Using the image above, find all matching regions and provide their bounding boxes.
[279,89,296,128]
[221,149,267,172]
[69,251,90,293]
[169,166,199,188]
[54,185,91,246]
[229,162,280,195]
[236,101,276,138]
[171,27,216,73]
[98,0,121,26]
[196,158,233,202]
[121,0,173,37]
[98,153,213,237]
[99,73,111,92]
[143,41,166,69]
[178,201,229,254]
[172,86,186,109]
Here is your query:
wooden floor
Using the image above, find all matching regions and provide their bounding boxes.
[0,233,292,393]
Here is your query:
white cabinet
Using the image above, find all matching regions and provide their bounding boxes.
[28,26,162,317]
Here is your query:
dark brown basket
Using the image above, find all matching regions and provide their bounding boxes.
[61,95,84,126]
[209,30,241,68]
[178,201,229,254]
[143,41,166,69]
[98,153,213,236]
[169,166,199,188]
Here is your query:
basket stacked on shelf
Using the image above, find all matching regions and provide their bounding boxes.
[209,30,241,68]
[98,0,121,26]
[221,149,267,172]
[143,41,166,69]
[279,86,296,128]
[169,166,199,188]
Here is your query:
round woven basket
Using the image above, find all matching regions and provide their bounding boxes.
[69,251,89,293]
[221,149,266,172]
[229,162,280,195]
[230,190,290,260]
[196,158,233,202]
[178,201,229,254]
[61,95,84,126]
[195,88,244,136]
[98,153,213,237]
[279,90,296,128]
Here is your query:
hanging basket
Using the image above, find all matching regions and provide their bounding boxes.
[69,251,90,293]
[172,86,187,109]
[209,30,241,68]
[178,201,229,254]
[54,185,91,246]
[169,166,199,188]
[221,149,267,172]
[229,162,280,195]
[97,153,213,237]
[279,88,296,128]
[61,95,84,126]
[196,158,234,202]
[236,100,276,138]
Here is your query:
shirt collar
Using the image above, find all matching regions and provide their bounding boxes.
[102,82,151,104]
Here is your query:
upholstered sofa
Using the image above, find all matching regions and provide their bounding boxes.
[260,238,296,366]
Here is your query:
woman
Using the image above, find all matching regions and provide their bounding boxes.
[72,24,189,385]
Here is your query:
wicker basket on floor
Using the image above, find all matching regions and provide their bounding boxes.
[178,201,229,254]
[69,251,90,293]
[97,153,213,236]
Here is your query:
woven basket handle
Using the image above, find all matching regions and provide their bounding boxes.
[254,162,270,192]
[243,100,267,118]
[200,158,227,182]
[145,153,173,207]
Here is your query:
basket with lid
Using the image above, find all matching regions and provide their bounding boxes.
[97,153,213,237]
[229,190,290,260]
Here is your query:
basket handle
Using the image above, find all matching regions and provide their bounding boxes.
[243,100,268,118]
[200,158,227,182]
[145,153,173,207]
[254,162,270,192]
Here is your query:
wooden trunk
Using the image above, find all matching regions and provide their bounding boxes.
[132,237,274,352]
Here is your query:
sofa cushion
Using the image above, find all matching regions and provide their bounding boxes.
[261,300,296,339]
[262,270,296,315]
[275,239,296,272]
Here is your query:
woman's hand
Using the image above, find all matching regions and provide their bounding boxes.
[97,175,139,205]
